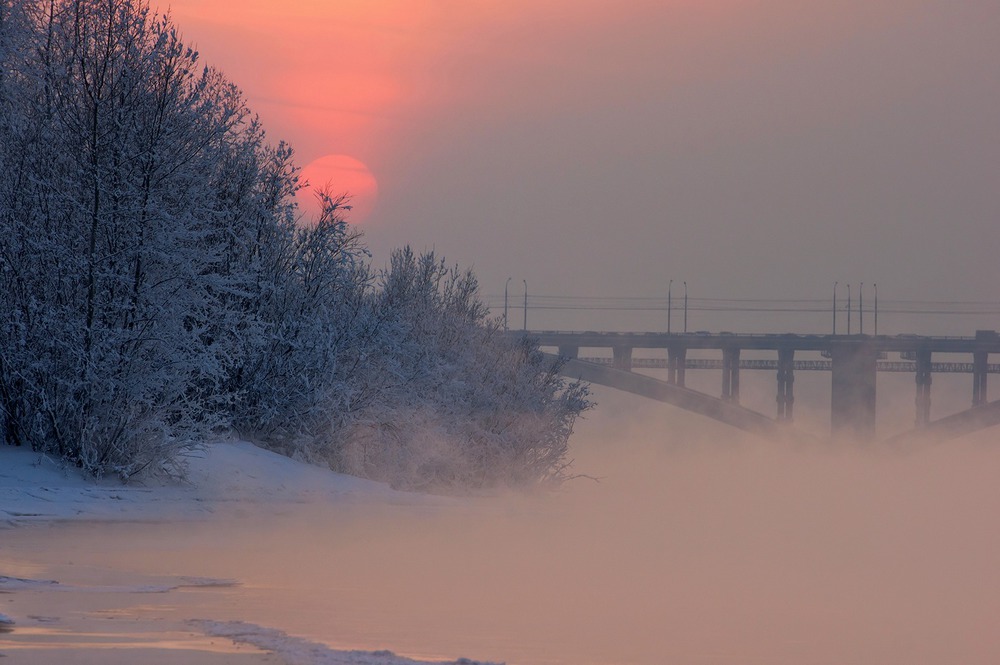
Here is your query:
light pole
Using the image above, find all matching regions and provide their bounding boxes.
[683,281,688,333]
[859,282,864,334]
[833,281,838,335]
[522,279,528,331]
[847,283,852,334]
[503,277,511,331]
[668,280,673,334]
[874,283,878,335]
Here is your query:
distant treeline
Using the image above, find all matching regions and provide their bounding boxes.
[0,0,589,490]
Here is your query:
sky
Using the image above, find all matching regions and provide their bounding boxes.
[158,0,1000,334]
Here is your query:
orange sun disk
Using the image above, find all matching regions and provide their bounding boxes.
[297,154,379,224]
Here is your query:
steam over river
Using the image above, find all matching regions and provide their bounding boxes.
[3,382,1000,664]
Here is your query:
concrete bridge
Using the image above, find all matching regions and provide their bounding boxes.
[519,329,1000,442]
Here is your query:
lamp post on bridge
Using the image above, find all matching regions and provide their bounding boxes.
[683,281,688,333]
[522,279,528,331]
[833,281,838,334]
[860,282,864,335]
[874,283,878,335]
[668,280,673,334]
[847,283,852,334]
[503,277,511,332]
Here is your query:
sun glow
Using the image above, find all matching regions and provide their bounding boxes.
[297,154,379,224]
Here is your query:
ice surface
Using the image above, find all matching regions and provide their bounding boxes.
[0,573,238,594]
[194,620,504,665]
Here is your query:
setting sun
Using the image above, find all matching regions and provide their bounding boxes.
[297,154,379,224]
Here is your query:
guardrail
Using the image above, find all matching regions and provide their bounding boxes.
[576,357,1000,373]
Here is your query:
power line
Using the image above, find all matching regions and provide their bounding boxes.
[482,293,1000,317]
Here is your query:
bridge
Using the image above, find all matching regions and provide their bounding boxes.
[515,329,1000,443]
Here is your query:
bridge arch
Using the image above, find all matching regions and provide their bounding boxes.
[529,329,1000,443]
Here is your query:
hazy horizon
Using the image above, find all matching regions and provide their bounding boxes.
[160,0,1000,336]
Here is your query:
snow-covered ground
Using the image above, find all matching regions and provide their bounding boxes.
[0,441,500,665]
[0,440,418,527]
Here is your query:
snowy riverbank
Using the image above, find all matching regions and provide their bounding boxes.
[0,440,422,528]
[0,441,503,665]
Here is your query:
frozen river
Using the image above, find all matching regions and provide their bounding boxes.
[3,384,1000,664]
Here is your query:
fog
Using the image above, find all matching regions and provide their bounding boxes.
[6,385,1000,664]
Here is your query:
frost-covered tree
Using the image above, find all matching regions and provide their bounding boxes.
[221,191,376,449]
[0,0,289,477]
[0,0,590,490]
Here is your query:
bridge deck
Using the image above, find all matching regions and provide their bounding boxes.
[577,357,1000,373]
[520,330,1000,354]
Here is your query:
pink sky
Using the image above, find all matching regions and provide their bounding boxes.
[158,1,1000,333]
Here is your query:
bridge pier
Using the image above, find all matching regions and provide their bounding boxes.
[973,351,988,406]
[530,328,1000,441]
[612,345,633,372]
[558,345,579,360]
[915,350,932,427]
[721,347,740,403]
[830,340,878,440]
[776,348,795,422]
[667,346,687,387]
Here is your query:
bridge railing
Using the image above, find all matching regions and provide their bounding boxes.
[576,357,1000,373]
[519,330,985,341]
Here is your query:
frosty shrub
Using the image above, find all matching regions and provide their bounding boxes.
[221,192,376,450]
[330,249,591,492]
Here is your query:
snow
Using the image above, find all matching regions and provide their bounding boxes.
[0,440,496,665]
[194,621,502,665]
[0,439,421,527]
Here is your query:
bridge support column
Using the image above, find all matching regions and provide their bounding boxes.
[915,350,932,427]
[558,345,579,360]
[973,351,988,407]
[776,348,795,422]
[612,346,633,372]
[668,346,686,387]
[722,347,740,403]
[830,340,878,441]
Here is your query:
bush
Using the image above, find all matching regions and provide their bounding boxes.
[328,249,591,491]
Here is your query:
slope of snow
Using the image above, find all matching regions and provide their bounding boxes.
[194,621,503,665]
[0,440,425,527]
[1,442,490,665]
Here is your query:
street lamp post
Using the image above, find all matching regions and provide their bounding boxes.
[833,281,838,334]
[683,281,688,333]
[668,280,673,334]
[859,282,864,334]
[847,284,852,334]
[522,279,528,331]
[503,277,511,331]
[874,283,878,335]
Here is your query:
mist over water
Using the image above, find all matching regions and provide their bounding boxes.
[5,384,1000,664]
